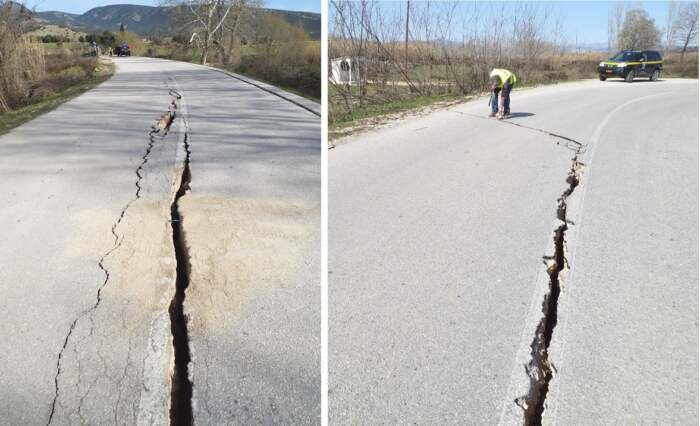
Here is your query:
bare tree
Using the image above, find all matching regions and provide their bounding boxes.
[329,0,568,122]
[166,0,241,65]
[663,1,679,54]
[617,9,661,50]
[329,0,373,109]
[675,2,698,61]
[404,0,409,72]
[216,0,258,66]
[607,12,614,52]
[612,1,626,50]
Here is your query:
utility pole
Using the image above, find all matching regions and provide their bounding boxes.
[405,0,410,71]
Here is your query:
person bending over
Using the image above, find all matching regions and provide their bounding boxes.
[489,68,517,119]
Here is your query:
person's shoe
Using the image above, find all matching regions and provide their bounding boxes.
[488,112,497,117]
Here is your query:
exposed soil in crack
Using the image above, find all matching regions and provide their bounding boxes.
[167,88,194,426]
[46,93,179,425]
[519,152,582,425]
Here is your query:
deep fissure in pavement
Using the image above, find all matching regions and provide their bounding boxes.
[454,109,589,423]
[167,92,194,426]
[46,99,176,425]
[520,154,581,425]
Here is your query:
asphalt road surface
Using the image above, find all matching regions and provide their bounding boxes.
[0,57,320,424]
[329,79,698,424]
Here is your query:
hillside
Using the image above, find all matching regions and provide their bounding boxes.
[25,24,86,41]
[35,3,321,39]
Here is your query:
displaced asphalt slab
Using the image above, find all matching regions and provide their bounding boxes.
[0,56,320,424]
[330,79,698,424]
[544,83,699,424]
[168,58,321,424]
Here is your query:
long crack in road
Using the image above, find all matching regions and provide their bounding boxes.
[474,116,587,424]
[1,56,321,426]
[47,87,184,425]
[434,111,590,423]
[166,87,195,426]
[522,148,583,425]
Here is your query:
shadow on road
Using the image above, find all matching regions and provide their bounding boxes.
[507,112,535,119]
[603,79,665,83]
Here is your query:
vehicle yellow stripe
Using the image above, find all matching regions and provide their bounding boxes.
[602,61,663,66]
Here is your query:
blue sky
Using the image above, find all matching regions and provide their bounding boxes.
[328,1,695,46]
[27,1,695,45]
[543,1,689,45]
[29,0,321,14]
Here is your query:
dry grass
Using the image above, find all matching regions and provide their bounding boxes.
[0,39,47,112]
[25,25,86,42]
[329,0,696,129]
[148,39,321,100]
[330,47,698,126]
[0,57,114,135]
[662,51,699,77]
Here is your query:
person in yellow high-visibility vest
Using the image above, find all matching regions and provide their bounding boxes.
[489,68,517,119]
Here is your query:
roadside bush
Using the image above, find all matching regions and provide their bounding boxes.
[41,35,65,43]
[0,2,100,111]
[0,2,46,111]
[115,30,145,55]
[229,17,321,99]
[235,42,320,99]
[86,31,116,47]
[664,51,699,78]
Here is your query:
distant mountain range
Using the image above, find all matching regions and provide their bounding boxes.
[30,3,320,39]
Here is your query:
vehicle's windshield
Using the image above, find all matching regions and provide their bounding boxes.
[610,51,641,61]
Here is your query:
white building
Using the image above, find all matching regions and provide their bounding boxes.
[330,56,364,85]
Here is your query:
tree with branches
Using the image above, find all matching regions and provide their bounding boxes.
[167,0,255,65]
[675,2,698,62]
[617,9,660,50]
[663,1,679,54]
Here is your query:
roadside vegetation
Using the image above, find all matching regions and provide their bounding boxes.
[0,1,115,135]
[329,1,698,138]
[146,0,320,100]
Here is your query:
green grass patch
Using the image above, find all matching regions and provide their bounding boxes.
[0,60,115,136]
[330,91,464,129]
[41,41,85,52]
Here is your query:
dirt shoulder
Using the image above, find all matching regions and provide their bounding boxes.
[328,79,603,147]
[329,96,467,147]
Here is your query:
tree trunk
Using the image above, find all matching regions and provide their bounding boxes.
[681,30,692,62]
[405,0,410,75]
[201,32,210,65]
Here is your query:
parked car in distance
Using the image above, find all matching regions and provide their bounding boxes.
[111,45,131,57]
[597,50,663,82]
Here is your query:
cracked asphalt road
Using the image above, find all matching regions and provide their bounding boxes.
[329,79,698,424]
[0,57,320,424]
[544,84,698,424]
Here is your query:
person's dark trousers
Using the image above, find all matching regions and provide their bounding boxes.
[502,81,512,114]
[491,88,501,114]
[491,81,512,114]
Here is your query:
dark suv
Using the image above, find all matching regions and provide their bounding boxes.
[597,50,663,82]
